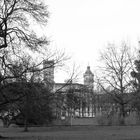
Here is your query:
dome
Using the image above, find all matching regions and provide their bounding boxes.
[84,66,94,76]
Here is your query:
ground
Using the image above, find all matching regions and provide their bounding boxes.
[0,125,140,140]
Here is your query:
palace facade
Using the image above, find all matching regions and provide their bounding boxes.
[43,61,131,120]
[43,61,95,118]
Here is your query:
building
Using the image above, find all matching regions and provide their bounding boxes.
[43,61,95,118]
[43,61,132,120]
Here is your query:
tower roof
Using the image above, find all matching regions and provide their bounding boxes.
[84,66,93,76]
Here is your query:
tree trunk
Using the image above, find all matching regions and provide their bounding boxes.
[24,118,28,132]
[24,92,29,132]
[119,104,125,125]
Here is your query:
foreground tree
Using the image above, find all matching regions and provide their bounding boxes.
[98,43,134,125]
[0,0,48,103]
[17,83,54,130]
[0,0,68,136]
[0,0,48,49]
[0,81,54,128]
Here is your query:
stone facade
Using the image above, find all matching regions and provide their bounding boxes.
[43,61,95,118]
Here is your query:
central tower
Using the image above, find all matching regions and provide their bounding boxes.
[83,66,94,91]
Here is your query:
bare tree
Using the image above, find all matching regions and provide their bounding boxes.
[0,0,49,80]
[97,43,134,125]
[0,0,69,134]
[0,0,48,49]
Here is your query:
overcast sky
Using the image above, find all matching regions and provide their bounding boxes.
[42,0,140,83]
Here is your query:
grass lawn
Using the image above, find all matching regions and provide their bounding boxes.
[1,125,140,140]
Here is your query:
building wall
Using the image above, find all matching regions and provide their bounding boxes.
[43,62,96,118]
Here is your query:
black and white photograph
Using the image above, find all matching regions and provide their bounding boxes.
[0,0,140,139]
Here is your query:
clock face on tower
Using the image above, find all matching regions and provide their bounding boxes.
[84,75,93,83]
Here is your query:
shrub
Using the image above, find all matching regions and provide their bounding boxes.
[96,112,120,125]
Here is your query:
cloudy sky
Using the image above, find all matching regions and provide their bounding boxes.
[42,0,140,83]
